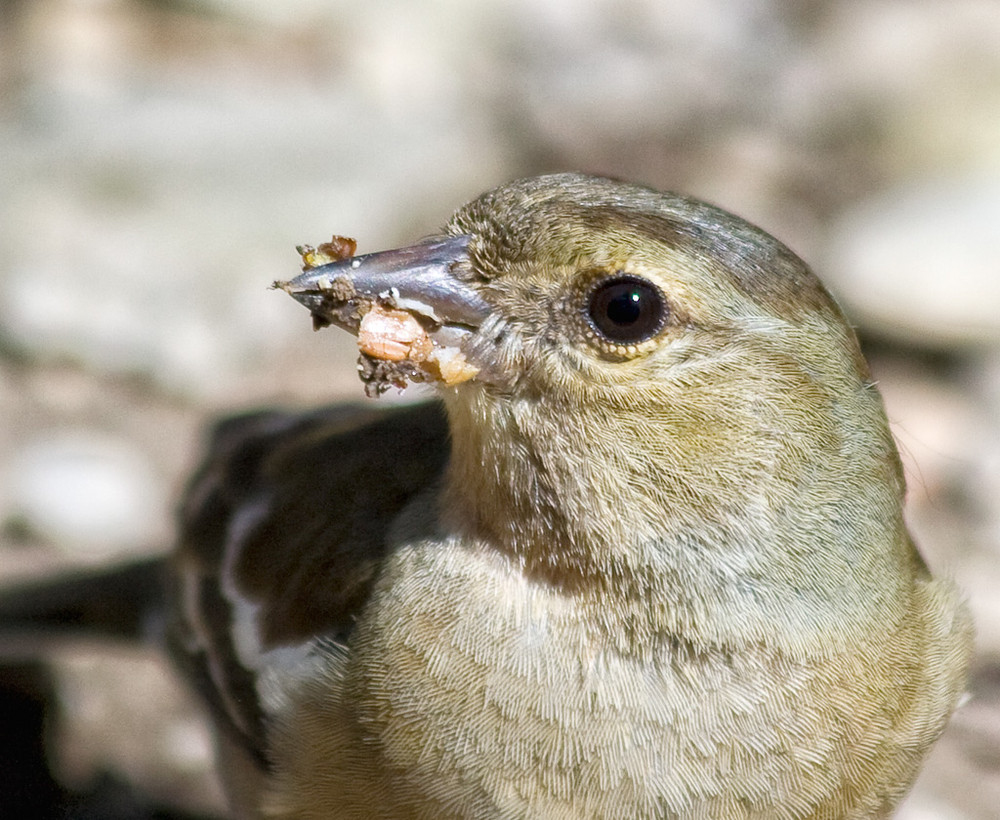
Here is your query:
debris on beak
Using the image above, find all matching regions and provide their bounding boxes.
[275,234,485,395]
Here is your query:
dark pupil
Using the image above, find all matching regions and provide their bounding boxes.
[588,276,666,344]
[606,288,643,325]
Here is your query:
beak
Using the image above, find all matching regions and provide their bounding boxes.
[275,235,489,333]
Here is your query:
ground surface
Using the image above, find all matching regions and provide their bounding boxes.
[1,1,998,816]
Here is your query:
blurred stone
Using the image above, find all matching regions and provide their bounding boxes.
[0,0,511,399]
[6,434,162,556]
[52,646,226,815]
[817,0,1000,175]
[825,176,1000,346]
[896,797,967,820]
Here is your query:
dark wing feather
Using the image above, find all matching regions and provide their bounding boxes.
[168,400,450,770]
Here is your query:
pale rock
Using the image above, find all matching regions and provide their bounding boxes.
[824,177,1000,346]
[6,433,162,555]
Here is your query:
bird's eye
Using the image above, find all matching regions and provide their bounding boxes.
[586,275,668,345]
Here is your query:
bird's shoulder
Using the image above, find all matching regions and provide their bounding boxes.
[167,399,450,767]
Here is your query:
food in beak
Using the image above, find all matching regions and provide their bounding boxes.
[276,235,481,394]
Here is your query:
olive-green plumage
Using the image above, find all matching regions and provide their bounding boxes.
[174,174,971,819]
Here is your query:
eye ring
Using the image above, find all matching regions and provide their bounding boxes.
[585,274,668,346]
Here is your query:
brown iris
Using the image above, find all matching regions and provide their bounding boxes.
[586,274,668,345]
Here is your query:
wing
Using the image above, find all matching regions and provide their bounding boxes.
[167,400,450,770]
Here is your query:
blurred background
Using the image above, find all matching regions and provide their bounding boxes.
[0,0,998,816]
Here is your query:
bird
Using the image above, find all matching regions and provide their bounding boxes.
[4,174,973,819]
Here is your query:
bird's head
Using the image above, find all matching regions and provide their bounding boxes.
[280,174,916,653]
